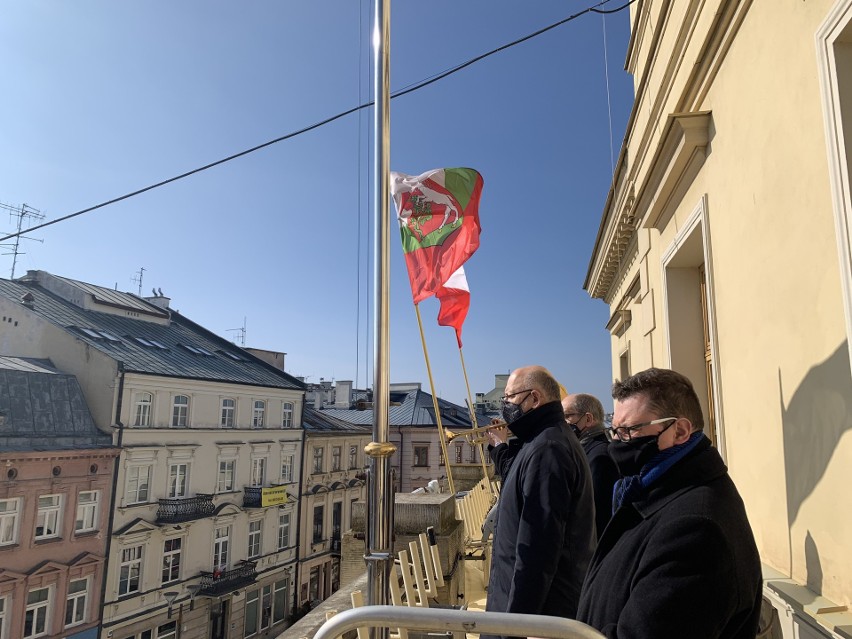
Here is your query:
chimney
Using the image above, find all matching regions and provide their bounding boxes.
[335,380,353,408]
[144,291,171,309]
[314,393,324,410]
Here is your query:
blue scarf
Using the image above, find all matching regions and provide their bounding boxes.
[612,431,706,512]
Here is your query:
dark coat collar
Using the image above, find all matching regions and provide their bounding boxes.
[507,400,564,442]
[578,423,607,443]
[633,436,727,518]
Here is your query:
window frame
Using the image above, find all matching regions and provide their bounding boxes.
[126,464,152,505]
[0,498,20,546]
[413,445,429,467]
[217,459,236,493]
[35,494,62,540]
[134,392,153,427]
[119,544,143,596]
[282,402,294,428]
[331,446,342,471]
[75,490,99,533]
[312,505,324,543]
[24,586,50,639]
[278,511,291,550]
[250,457,267,487]
[220,398,236,428]
[168,463,189,498]
[213,526,230,572]
[171,395,189,427]
[64,577,88,628]
[248,520,263,558]
[313,447,324,474]
[281,454,294,483]
[252,400,266,429]
[162,537,182,584]
[348,445,358,470]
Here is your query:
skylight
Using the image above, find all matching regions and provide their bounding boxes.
[179,343,215,357]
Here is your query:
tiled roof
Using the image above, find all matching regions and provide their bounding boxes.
[0,366,113,451]
[319,388,489,428]
[0,277,304,390]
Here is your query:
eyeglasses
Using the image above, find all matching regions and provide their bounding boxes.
[564,412,583,423]
[501,389,533,402]
[604,417,677,442]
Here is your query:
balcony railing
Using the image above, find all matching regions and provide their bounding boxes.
[199,561,258,597]
[243,485,287,508]
[156,494,215,524]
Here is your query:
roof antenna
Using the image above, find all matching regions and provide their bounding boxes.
[130,267,145,296]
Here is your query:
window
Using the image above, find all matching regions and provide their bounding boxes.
[65,578,88,627]
[468,445,477,464]
[248,520,262,558]
[282,402,294,428]
[0,596,6,639]
[252,400,265,428]
[250,458,266,487]
[214,526,230,571]
[273,578,288,624]
[348,445,358,469]
[309,566,320,602]
[35,494,61,539]
[24,587,49,638]
[313,447,324,474]
[126,465,151,504]
[413,445,429,467]
[312,505,324,543]
[172,395,189,427]
[218,460,236,493]
[168,463,189,498]
[455,445,463,464]
[439,448,445,466]
[134,393,152,426]
[244,585,276,637]
[119,545,143,596]
[221,398,235,427]
[0,498,19,545]
[278,512,291,549]
[332,446,342,471]
[157,621,177,639]
[281,454,294,483]
[162,538,182,584]
[75,490,99,532]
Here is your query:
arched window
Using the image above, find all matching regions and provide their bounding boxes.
[282,402,294,428]
[172,395,189,427]
[252,400,266,428]
[221,398,235,428]
[134,393,152,427]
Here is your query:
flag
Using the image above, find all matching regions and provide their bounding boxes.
[436,266,470,348]
[391,168,482,304]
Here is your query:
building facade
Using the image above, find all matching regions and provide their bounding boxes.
[0,358,118,639]
[0,271,306,639]
[585,1,852,636]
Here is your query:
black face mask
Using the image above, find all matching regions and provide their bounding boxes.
[501,390,532,425]
[568,423,582,438]
[607,435,661,476]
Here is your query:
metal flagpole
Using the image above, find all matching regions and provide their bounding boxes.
[364,0,395,631]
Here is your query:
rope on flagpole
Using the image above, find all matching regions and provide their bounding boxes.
[414,303,456,496]
[457,346,496,497]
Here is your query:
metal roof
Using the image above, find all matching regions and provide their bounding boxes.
[0,277,304,390]
[302,407,371,433]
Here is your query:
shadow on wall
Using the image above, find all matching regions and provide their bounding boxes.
[805,530,822,596]
[779,341,852,585]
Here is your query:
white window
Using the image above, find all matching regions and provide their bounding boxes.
[221,398,235,427]
[75,491,99,532]
[172,395,189,427]
[24,587,50,638]
[218,460,236,493]
[126,465,151,504]
[282,402,294,428]
[168,463,189,498]
[214,526,230,572]
[278,512,291,549]
[313,447,324,474]
[157,621,177,639]
[0,596,7,639]
[162,538,182,583]
[252,400,265,428]
[248,520,262,558]
[134,392,152,426]
[0,498,20,546]
[250,458,266,487]
[119,545,143,595]
[35,494,61,539]
[281,455,294,483]
[349,445,358,470]
[332,446,342,471]
[65,577,88,627]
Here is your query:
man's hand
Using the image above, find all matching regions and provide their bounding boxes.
[487,419,509,446]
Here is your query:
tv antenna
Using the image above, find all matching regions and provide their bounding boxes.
[228,317,247,346]
[131,267,146,296]
[0,202,45,278]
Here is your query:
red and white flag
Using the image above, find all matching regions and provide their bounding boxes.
[436,266,470,348]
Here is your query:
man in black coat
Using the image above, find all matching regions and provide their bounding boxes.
[563,392,621,539]
[577,368,762,639]
[483,366,595,639]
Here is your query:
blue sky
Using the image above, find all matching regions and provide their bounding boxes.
[0,1,633,410]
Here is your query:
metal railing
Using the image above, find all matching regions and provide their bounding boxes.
[199,561,258,597]
[313,606,606,639]
[156,494,215,524]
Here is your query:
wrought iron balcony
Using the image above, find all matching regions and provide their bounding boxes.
[156,494,215,524]
[199,561,258,597]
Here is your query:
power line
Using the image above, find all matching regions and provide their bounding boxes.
[0,0,636,245]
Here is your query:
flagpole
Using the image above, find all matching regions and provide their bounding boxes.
[457,346,495,495]
[414,303,457,495]
[365,0,395,623]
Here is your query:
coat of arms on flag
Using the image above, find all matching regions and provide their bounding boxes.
[391,168,483,304]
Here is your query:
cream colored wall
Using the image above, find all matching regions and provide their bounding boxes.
[603,0,852,609]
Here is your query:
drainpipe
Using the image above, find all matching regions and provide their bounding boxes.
[98,362,125,639]
[293,401,307,620]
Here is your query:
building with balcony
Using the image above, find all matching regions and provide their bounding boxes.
[585,1,852,636]
[0,357,118,639]
[0,271,305,639]
[296,407,370,611]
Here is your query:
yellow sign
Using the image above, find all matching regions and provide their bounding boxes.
[261,486,288,507]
